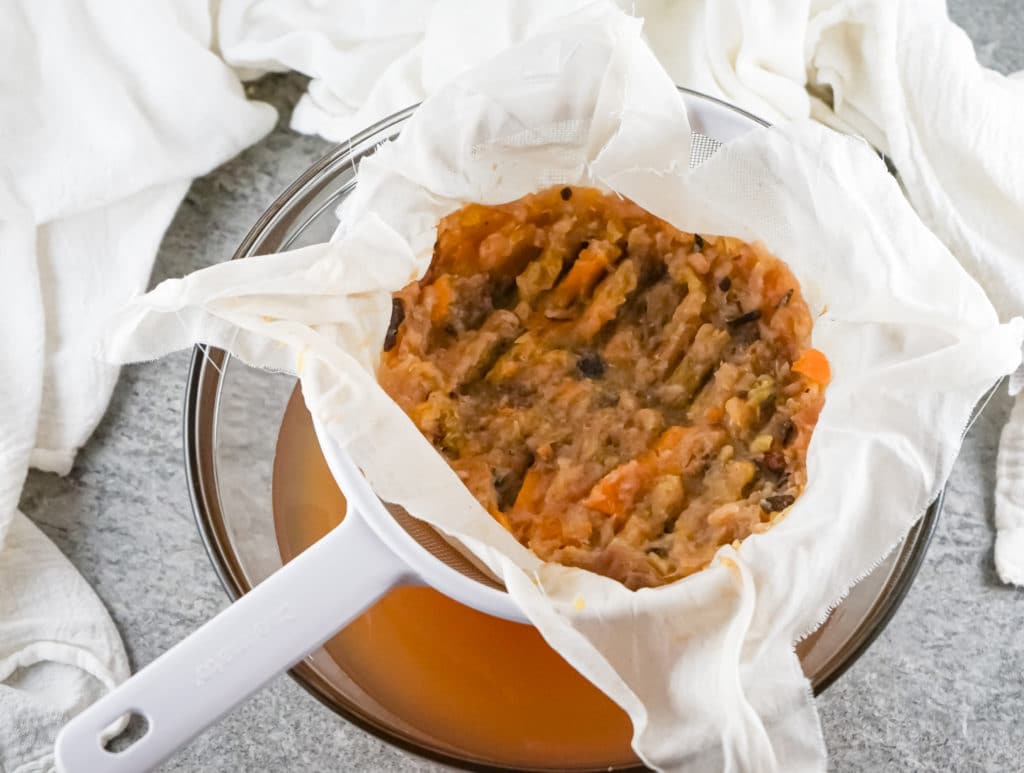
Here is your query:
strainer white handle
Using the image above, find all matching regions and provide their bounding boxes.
[53,509,415,773]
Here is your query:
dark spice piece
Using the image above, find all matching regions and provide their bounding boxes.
[718,276,732,292]
[762,450,786,473]
[383,298,405,351]
[780,419,796,446]
[577,351,606,379]
[493,470,516,510]
[491,275,518,310]
[560,186,573,201]
[778,289,794,308]
[727,309,762,327]
[760,494,795,513]
[694,233,705,250]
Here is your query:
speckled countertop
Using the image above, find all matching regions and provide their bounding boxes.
[19,3,1024,771]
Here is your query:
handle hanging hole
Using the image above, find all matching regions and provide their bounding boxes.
[102,712,150,753]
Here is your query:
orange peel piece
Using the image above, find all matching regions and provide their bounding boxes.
[792,348,830,385]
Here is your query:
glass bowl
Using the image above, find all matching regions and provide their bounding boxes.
[184,91,941,772]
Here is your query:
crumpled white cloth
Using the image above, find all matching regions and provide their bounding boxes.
[5,0,1024,769]
[216,0,1024,580]
[102,7,1023,771]
[0,1,275,770]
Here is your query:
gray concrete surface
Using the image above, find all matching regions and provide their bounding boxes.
[19,2,1024,770]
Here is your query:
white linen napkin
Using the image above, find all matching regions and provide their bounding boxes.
[0,2,275,769]
[217,0,1024,583]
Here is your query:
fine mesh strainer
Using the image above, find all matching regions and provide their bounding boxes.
[54,93,772,773]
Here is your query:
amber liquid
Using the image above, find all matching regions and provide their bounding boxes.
[272,385,637,770]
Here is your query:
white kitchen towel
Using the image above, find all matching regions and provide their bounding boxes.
[217,0,1024,582]
[0,1,275,770]
[5,0,1024,770]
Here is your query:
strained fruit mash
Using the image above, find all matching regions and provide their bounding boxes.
[379,185,827,589]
